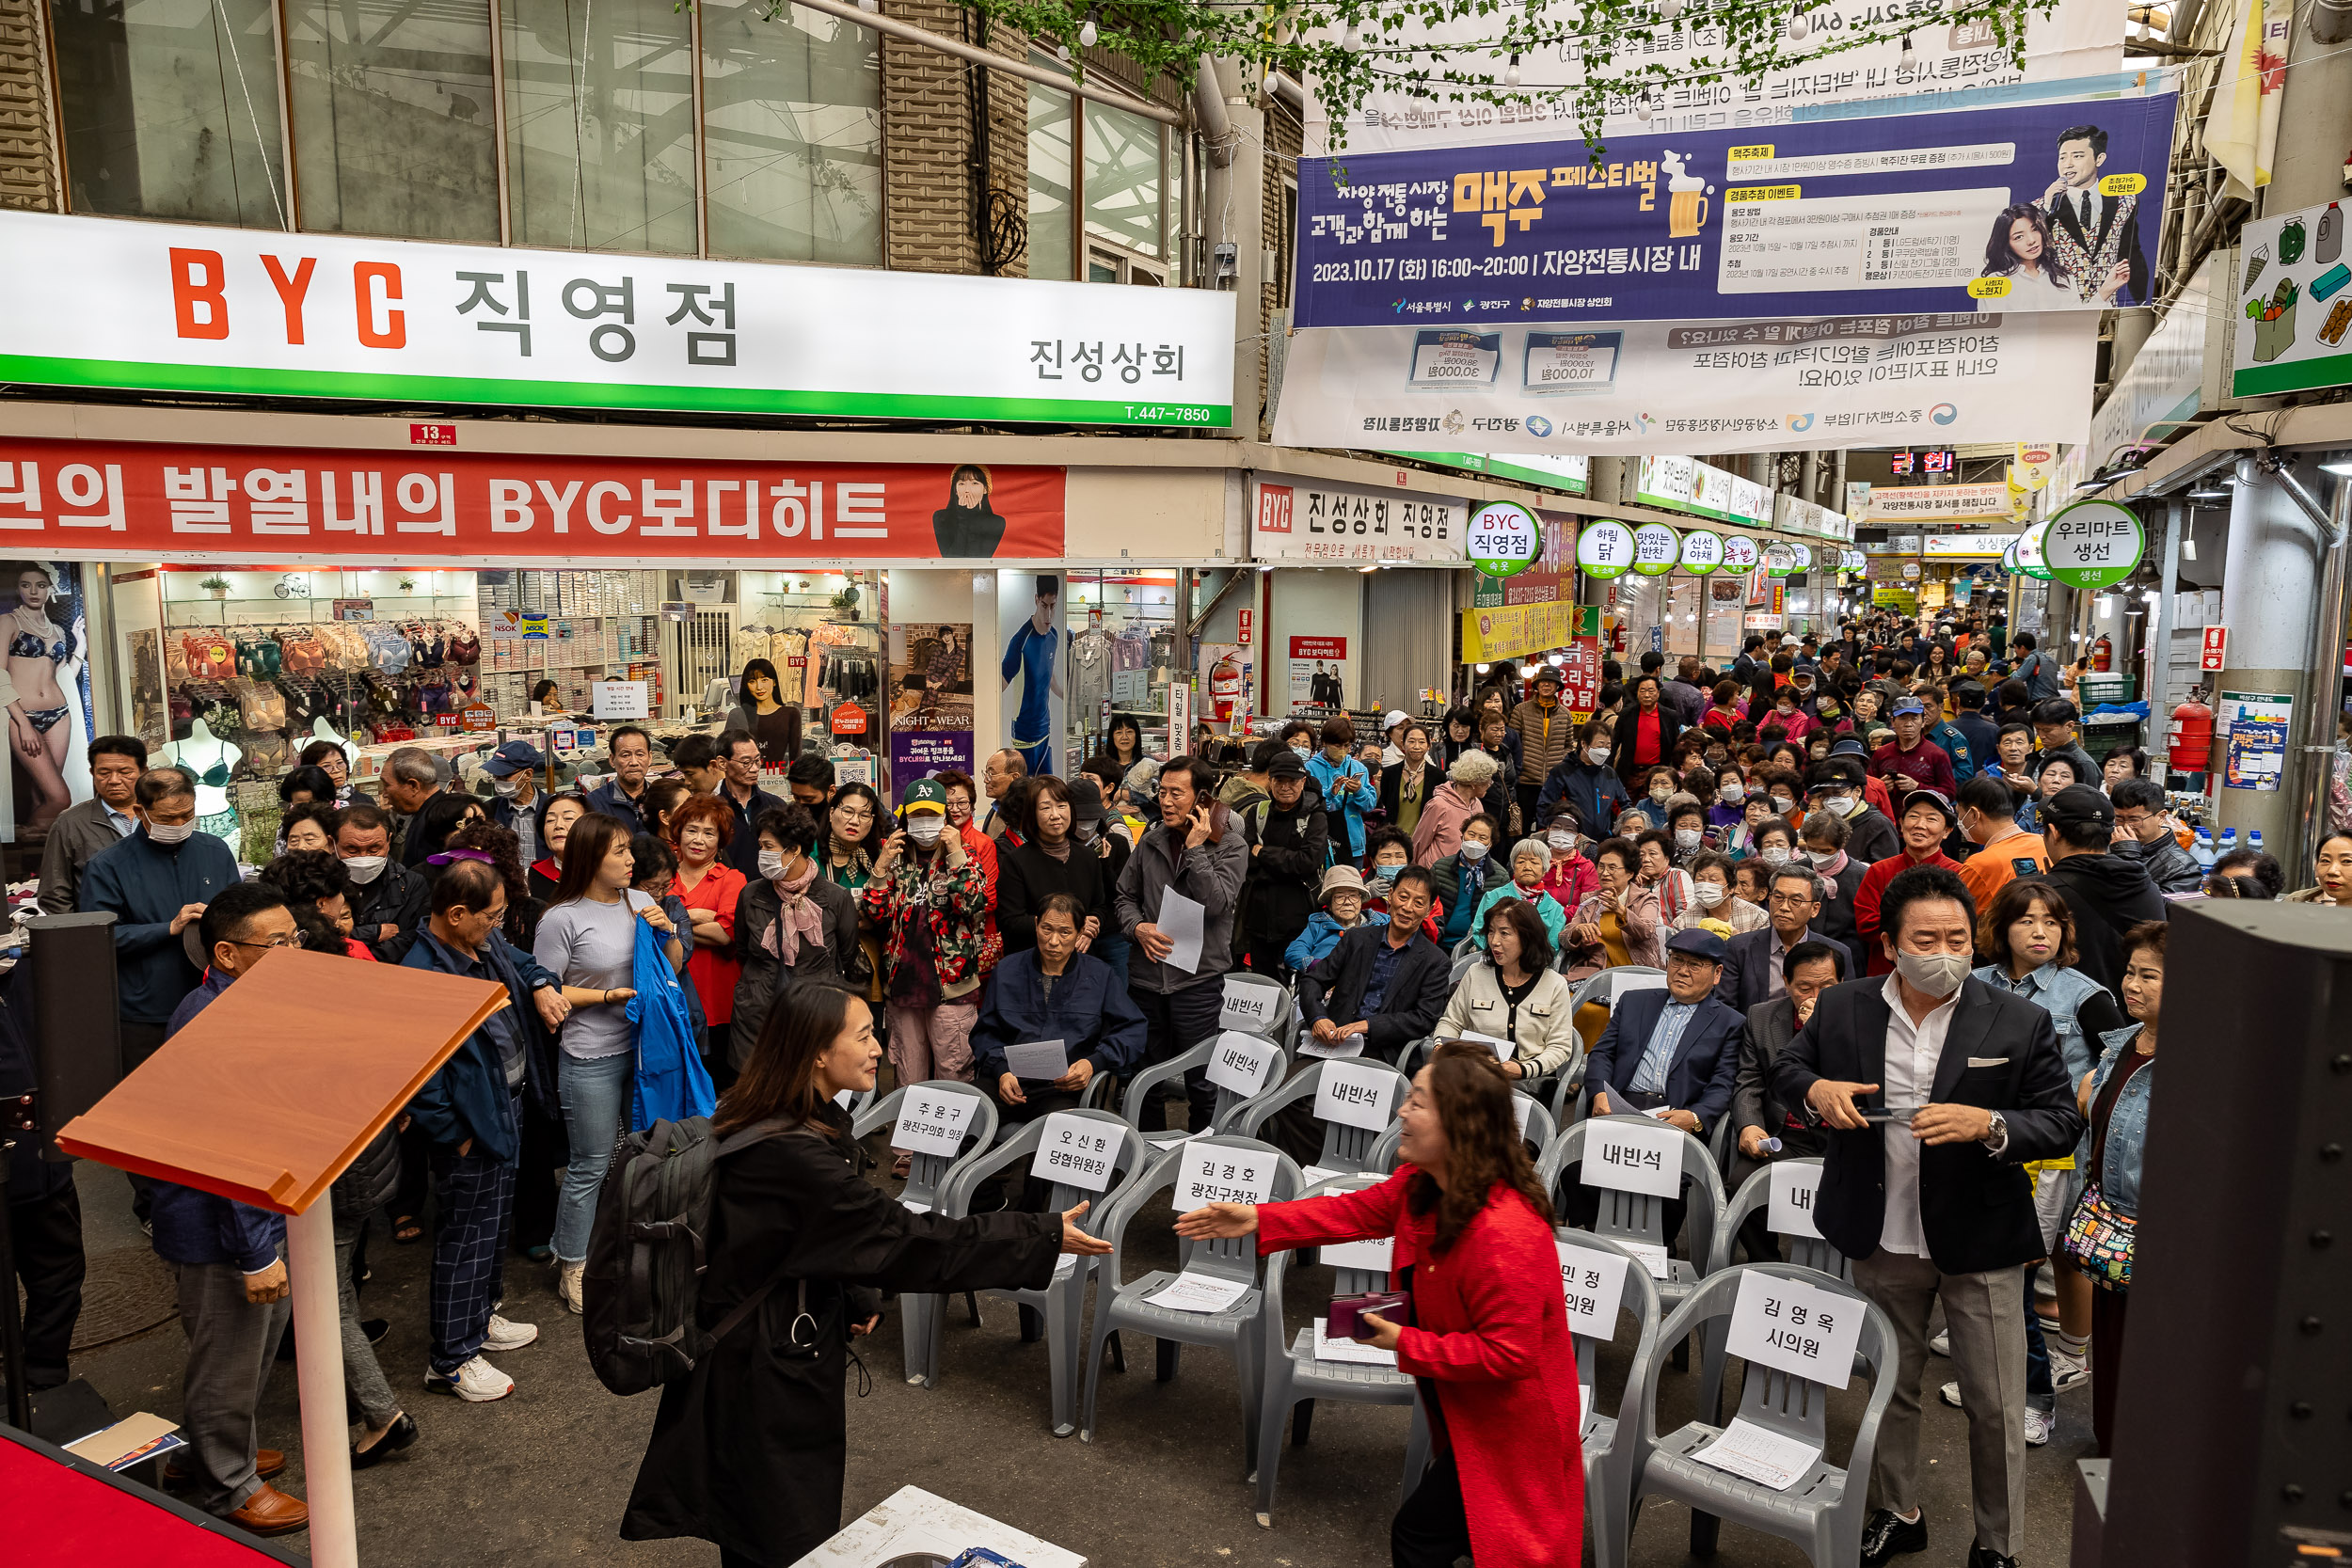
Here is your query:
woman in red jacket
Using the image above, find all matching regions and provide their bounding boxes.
[1177,1042,1581,1567]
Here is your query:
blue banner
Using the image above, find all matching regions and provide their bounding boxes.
[1294,92,2177,329]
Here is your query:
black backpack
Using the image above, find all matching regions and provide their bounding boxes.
[581,1115,799,1397]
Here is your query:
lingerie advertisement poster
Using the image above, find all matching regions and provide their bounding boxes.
[1,560,95,844]
[887,620,975,801]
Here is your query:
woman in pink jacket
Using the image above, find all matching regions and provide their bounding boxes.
[1411,750,1500,865]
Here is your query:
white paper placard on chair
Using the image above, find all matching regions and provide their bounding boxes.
[1554,1239,1631,1338]
[1769,1161,1823,1239]
[891,1087,977,1158]
[1691,1417,1825,1491]
[1724,1270,1864,1389]
[1607,974,1669,1010]
[1581,1117,1684,1197]
[1031,1111,1119,1192]
[1218,975,1280,1033]
[1315,1060,1397,1131]
[1176,1141,1278,1207]
[1204,1030,1280,1097]
[1324,1234,1394,1275]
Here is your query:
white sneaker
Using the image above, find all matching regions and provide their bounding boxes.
[2048,1343,2091,1392]
[1929,1329,1951,1357]
[559,1260,585,1315]
[1940,1380,1963,1408]
[426,1355,515,1402]
[482,1314,538,1353]
[2024,1407,2054,1448]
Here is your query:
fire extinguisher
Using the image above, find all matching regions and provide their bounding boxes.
[2093,635,2114,673]
[2168,696,2214,774]
[1208,649,1243,722]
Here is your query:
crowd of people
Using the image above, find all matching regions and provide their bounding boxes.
[7,605,2347,1566]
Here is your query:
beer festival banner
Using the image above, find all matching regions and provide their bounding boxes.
[1292,92,2177,329]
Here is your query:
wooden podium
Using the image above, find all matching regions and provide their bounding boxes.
[56,946,509,1567]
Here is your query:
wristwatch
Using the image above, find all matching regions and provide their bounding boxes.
[1983,1110,2010,1157]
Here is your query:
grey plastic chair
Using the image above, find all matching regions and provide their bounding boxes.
[1225,1056,1413,1178]
[1081,1134,1303,1464]
[1218,971,1298,1050]
[1251,1173,1430,1527]
[1693,1160,1858,1477]
[1448,950,1483,986]
[1534,1116,1727,1345]
[1451,935,1481,962]
[1628,1264,1898,1568]
[1554,1228,1665,1568]
[1368,1086,1552,1169]
[1568,965,1668,1016]
[1117,1033,1290,1147]
[850,1082,999,1385]
[925,1108,1152,1435]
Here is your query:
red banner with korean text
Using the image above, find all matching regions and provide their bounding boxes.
[0,440,1064,562]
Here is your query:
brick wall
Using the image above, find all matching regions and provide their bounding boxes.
[882,0,1028,276]
[0,0,56,211]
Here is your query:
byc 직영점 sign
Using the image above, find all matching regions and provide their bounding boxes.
[0,212,1236,428]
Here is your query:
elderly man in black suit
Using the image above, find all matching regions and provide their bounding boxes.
[1716,864,1850,1012]
[1297,865,1451,1065]
[1772,864,2082,1568]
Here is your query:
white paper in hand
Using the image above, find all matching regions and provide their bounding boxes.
[890,1086,977,1157]
[1511,1092,1537,1140]
[1724,1270,1863,1389]
[1581,1117,1684,1197]
[1176,1140,1278,1207]
[1155,887,1207,974]
[1204,1031,1280,1097]
[1315,1060,1397,1131]
[1144,1270,1251,1314]
[1554,1239,1631,1339]
[1461,1030,1515,1063]
[1296,1031,1365,1060]
[1769,1161,1824,1239]
[1217,974,1280,1033]
[1031,1111,1119,1192]
[1691,1417,1825,1491]
[1003,1037,1071,1081]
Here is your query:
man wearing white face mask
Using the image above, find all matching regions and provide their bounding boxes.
[1773,865,2083,1568]
[83,768,242,1223]
[482,740,546,870]
[1804,755,1899,865]
[337,800,431,963]
[1533,720,1632,840]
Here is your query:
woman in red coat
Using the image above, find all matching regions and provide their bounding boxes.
[1177,1042,1581,1567]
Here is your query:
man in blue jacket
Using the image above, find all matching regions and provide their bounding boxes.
[1579,927,1746,1237]
[151,883,308,1534]
[402,858,568,1403]
[975,894,1144,1142]
[1534,720,1634,840]
[84,768,241,1221]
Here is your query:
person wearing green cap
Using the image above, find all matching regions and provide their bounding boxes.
[858,779,990,1135]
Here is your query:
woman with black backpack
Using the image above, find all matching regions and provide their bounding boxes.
[619,983,1108,1566]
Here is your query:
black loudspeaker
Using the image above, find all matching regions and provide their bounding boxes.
[24,912,119,1159]
[2098,900,2352,1566]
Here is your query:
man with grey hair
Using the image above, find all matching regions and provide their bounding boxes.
[378,746,444,864]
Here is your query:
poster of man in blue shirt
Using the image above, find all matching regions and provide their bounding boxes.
[1000,573,1062,777]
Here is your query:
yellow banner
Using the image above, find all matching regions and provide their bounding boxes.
[1462,600,1591,662]
[2012,443,2058,491]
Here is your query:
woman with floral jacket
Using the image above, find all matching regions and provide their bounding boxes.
[856,783,990,1161]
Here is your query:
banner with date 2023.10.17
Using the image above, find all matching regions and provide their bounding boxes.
[1271,310,2098,456]
[1293,91,2177,330]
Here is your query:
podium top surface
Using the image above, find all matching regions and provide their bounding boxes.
[56,945,506,1216]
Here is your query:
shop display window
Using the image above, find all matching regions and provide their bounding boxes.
[1064,569,1175,771]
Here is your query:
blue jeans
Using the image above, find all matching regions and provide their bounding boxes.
[554,1052,632,1264]
[2023,1262,2054,1415]
[1092,932,1131,990]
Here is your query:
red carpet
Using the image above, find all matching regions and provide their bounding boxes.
[0,1430,298,1566]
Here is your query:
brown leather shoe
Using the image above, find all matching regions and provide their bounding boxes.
[223,1481,309,1536]
[165,1448,286,1485]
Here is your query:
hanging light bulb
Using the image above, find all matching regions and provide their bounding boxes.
[1056,40,1071,60]
[1634,88,1654,120]
[1079,8,1098,48]
[1788,9,1809,40]
[1342,16,1359,49]
[857,0,878,10]
[1505,52,1521,87]
[1660,0,1685,17]
[1899,32,1915,65]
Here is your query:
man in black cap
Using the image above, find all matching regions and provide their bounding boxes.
[1874,698,1957,799]
[1239,747,1328,978]
[2037,784,2165,992]
[1806,754,1900,865]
